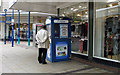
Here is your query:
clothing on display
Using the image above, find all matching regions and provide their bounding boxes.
[104,17,120,58]
[71,21,88,54]
[83,40,87,51]
[81,22,88,38]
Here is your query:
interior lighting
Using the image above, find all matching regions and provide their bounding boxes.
[73,9,78,11]
[62,14,65,17]
[107,0,117,3]
[79,5,82,8]
[71,8,74,10]
[109,4,113,7]
[86,15,88,17]
[77,14,81,16]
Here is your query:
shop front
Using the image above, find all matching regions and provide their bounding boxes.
[6,22,33,41]
[8,0,120,67]
[60,1,120,67]
[60,2,89,56]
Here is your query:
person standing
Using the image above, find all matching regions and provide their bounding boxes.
[36,25,49,64]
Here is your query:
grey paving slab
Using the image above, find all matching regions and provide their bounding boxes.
[1,41,111,73]
[74,68,111,73]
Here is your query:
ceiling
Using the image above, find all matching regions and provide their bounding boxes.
[10,2,80,14]
[9,0,118,15]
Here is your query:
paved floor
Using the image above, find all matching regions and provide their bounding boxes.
[1,41,111,73]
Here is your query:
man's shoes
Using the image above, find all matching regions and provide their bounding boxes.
[42,61,47,64]
[38,61,42,64]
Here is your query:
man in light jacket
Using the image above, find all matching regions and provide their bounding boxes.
[36,25,49,64]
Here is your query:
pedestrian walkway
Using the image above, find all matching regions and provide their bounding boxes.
[1,41,112,73]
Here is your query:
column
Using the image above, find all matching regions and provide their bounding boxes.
[18,10,20,44]
[4,9,7,44]
[28,11,30,46]
[88,1,94,60]
[12,9,14,47]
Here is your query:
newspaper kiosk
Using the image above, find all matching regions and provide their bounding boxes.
[45,16,71,62]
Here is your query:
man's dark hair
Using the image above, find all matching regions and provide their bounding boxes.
[42,25,46,29]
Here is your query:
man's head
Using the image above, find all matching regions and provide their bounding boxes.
[42,25,46,30]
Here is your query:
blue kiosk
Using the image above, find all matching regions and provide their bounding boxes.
[45,16,71,62]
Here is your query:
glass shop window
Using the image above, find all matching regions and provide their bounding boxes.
[60,2,89,55]
[94,2,120,61]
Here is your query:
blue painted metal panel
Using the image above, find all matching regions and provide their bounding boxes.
[4,9,7,44]
[0,21,5,23]
[18,10,20,44]
[28,11,30,46]
[12,9,14,47]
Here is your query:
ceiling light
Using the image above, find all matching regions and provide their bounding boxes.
[86,15,88,18]
[107,0,117,3]
[73,9,78,11]
[62,14,65,17]
[82,7,86,9]
[71,8,74,10]
[109,4,113,7]
[79,5,82,8]
[77,14,81,16]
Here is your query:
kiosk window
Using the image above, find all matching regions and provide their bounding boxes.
[54,24,59,37]
[47,25,51,36]
[60,24,68,38]
[71,25,75,32]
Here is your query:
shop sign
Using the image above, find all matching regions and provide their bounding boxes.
[54,20,69,23]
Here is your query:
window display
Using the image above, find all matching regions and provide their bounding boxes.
[94,2,120,61]
[104,17,120,59]
[60,2,88,55]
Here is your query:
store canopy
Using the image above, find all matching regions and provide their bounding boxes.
[9,0,117,14]
[9,0,81,14]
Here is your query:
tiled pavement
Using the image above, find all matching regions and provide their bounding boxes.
[1,41,112,73]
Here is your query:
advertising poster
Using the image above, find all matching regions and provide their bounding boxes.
[56,42,68,59]
[60,24,68,38]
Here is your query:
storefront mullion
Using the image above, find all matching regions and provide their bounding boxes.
[88,1,94,60]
